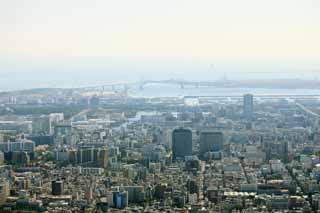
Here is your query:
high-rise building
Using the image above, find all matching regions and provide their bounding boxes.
[0,140,35,153]
[0,178,9,205]
[200,131,223,155]
[113,191,128,209]
[32,116,51,135]
[54,124,72,145]
[172,128,192,161]
[11,152,30,164]
[52,180,64,196]
[0,152,4,165]
[243,94,254,119]
[77,147,108,168]
[49,113,64,134]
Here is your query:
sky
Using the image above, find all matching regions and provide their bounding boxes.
[1,0,320,89]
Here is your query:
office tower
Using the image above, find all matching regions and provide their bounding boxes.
[11,152,30,164]
[0,140,35,153]
[121,186,145,204]
[200,131,223,155]
[113,191,128,209]
[243,94,254,119]
[76,147,108,168]
[0,152,3,165]
[89,96,100,105]
[280,141,290,163]
[78,148,93,164]
[49,113,64,134]
[52,180,64,196]
[32,116,51,135]
[26,135,54,146]
[172,128,192,161]
[94,147,109,168]
[54,124,72,145]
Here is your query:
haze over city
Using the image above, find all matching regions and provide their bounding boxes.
[1,0,320,90]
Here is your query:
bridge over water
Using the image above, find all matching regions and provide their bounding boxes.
[75,79,230,91]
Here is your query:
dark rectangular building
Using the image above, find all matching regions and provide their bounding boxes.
[172,128,192,161]
[200,131,223,155]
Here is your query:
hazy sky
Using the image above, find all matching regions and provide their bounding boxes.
[1,0,320,88]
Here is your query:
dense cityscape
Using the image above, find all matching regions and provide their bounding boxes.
[2,0,320,211]
[0,86,320,212]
